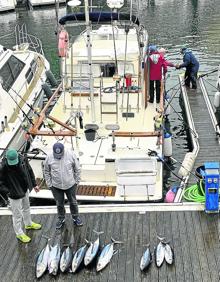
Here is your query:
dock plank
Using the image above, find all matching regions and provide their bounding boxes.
[177,212,194,281]
[170,211,185,282]
[0,210,218,282]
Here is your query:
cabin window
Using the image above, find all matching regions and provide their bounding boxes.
[67,63,100,77]
[67,62,116,78]
[0,55,25,91]
[25,60,37,84]
[118,62,134,76]
[100,63,116,77]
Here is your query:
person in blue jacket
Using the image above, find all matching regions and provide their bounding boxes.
[176,47,199,89]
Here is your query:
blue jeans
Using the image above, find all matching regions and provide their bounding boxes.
[51,185,79,220]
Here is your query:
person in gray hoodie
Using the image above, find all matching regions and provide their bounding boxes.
[44,142,82,229]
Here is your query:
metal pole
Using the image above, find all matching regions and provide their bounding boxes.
[85,0,95,122]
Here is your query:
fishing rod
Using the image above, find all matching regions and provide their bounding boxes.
[198,68,218,78]
[1,78,57,135]
[0,84,34,126]
[1,78,41,119]
[148,149,182,180]
[166,101,198,139]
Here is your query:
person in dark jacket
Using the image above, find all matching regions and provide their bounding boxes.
[0,149,41,243]
[176,47,199,89]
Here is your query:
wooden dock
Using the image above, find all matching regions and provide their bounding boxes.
[0,209,219,282]
[181,81,220,186]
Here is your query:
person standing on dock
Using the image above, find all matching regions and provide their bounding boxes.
[44,142,83,229]
[0,149,41,243]
[176,47,199,89]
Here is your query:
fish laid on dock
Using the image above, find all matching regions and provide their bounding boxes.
[96,237,122,272]
[60,245,73,273]
[72,244,88,273]
[155,240,165,268]
[35,242,50,279]
[140,245,152,271]
[48,242,61,275]
[84,230,104,266]
[164,243,174,265]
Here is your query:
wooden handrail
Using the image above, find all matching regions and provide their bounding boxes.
[28,83,77,136]
[113,131,160,137]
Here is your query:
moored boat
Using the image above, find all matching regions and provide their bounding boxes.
[0,0,16,12]
[0,24,54,159]
[28,0,66,7]
[27,0,169,202]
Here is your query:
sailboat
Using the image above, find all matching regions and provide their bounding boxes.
[28,0,168,202]
[0,24,55,159]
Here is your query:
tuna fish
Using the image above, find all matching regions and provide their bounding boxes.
[60,245,73,272]
[48,242,61,276]
[84,230,104,266]
[140,245,152,271]
[155,237,165,267]
[164,243,174,265]
[96,237,122,272]
[35,242,50,279]
[72,244,88,273]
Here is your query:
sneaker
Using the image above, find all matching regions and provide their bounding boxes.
[56,218,65,229]
[16,234,31,243]
[73,217,83,227]
[25,221,42,230]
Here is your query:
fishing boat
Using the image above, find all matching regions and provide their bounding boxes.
[27,0,169,202]
[0,0,16,12]
[28,0,66,7]
[0,24,55,159]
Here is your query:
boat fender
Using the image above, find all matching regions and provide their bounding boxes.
[178,152,196,178]
[165,186,178,203]
[46,70,58,88]
[163,132,172,157]
[42,83,52,99]
[213,91,220,108]
[58,29,69,57]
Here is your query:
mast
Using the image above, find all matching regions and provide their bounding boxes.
[85,0,95,122]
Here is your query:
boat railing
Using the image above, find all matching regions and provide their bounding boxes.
[15,24,44,55]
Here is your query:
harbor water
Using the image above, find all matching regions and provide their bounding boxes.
[0,0,220,201]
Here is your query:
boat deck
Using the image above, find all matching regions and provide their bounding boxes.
[0,206,219,281]
[185,83,220,186]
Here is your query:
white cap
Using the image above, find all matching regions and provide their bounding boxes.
[158,48,167,54]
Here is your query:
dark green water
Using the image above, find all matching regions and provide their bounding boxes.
[0,0,220,193]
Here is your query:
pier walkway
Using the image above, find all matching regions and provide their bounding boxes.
[180,78,220,186]
[0,205,219,282]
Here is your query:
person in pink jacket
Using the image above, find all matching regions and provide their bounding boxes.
[147,45,175,103]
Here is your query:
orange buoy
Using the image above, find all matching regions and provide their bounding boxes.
[58,30,69,57]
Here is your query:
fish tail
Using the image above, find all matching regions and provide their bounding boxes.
[111,237,123,244]
[84,238,90,244]
[156,235,166,242]
[93,230,104,236]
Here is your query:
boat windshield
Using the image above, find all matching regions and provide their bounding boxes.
[0,55,25,91]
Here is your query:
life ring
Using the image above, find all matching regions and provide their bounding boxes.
[58,30,69,57]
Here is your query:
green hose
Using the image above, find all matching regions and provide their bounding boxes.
[183,180,205,203]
